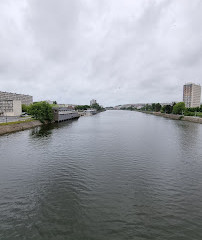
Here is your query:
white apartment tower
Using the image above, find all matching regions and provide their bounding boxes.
[183,83,201,108]
[90,99,97,106]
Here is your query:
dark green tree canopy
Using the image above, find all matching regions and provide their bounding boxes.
[75,105,91,110]
[162,105,173,114]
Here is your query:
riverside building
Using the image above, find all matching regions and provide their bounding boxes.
[52,107,80,122]
[0,100,22,116]
[183,83,201,108]
[0,91,33,105]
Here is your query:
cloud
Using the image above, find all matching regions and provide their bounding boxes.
[0,0,202,106]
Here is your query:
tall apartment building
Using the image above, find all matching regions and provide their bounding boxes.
[183,83,201,108]
[0,100,22,116]
[90,99,97,106]
[0,91,33,105]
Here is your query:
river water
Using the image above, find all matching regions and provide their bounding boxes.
[0,110,202,240]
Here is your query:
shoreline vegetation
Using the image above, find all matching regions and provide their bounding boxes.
[120,102,202,124]
[141,111,202,124]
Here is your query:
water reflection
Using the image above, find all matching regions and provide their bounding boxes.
[30,119,79,138]
[31,124,54,138]
[173,120,200,152]
[1,111,202,240]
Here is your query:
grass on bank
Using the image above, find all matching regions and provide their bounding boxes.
[0,119,35,126]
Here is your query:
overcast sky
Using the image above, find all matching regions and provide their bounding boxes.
[0,0,202,106]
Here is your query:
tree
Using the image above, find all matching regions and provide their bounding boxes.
[53,101,57,105]
[151,103,156,111]
[145,104,152,111]
[162,105,173,114]
[27,101,53,123]
[155,103,162,112]
[91,103,102,111]
[127,106,134,111]
[172,102,185,115]
[75,105,90,110]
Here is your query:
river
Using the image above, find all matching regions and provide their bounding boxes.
[0,110,202,240]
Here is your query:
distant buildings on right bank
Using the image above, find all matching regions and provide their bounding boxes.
[112,83,202,110]
[183,83,201,108]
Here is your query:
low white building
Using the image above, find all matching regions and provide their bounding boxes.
[0,100,22,116]
[52,107,80,122]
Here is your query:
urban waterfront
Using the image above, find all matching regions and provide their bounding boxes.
[1,111,202,240]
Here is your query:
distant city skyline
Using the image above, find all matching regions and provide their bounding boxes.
[0,0,202,106]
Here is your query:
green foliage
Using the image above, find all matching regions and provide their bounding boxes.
[22,104,28,112]
[141,103,162,112]
[155,103,162,112]
[75,105,91,110]
[53,101,57,104]
[151,103,156,111]
[187,107,201,112]
[162,104,173,114]
[91,103,103,111]
[184,111,195,116]
[27,102,53,123]
[127,106,134,111]
[196,112,202,117]
[184,111,202,117]
[75,103,104,111]
[145,104,152,111]
[0,119,34,126]
[173,102,185,115]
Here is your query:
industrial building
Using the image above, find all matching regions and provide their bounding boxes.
[53,107,80,122]
[183,83,201,108]
[0,91,33,105]
[0,100,22,116]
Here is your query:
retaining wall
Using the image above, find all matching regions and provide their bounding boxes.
[141,111,202,124]
[0,120,42,135]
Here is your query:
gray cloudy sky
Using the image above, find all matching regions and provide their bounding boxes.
[0,0,202,106]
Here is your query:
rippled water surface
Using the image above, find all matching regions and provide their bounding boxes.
[1,111,202,240]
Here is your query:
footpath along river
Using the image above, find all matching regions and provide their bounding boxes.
[0,110,202,240]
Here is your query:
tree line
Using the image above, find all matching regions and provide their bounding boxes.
[75,103,104,111]
[121,102,202,117]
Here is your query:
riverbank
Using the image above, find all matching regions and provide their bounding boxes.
[141,111,202,124]
[0,120,43,135]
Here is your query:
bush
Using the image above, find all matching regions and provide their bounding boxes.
[184,111,195,116]
[196,112,202,118]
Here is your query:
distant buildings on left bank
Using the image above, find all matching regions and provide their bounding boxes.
[0,91,33,116]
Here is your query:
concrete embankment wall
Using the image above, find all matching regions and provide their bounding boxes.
[0,120,42,135]
[142,111,202,124]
